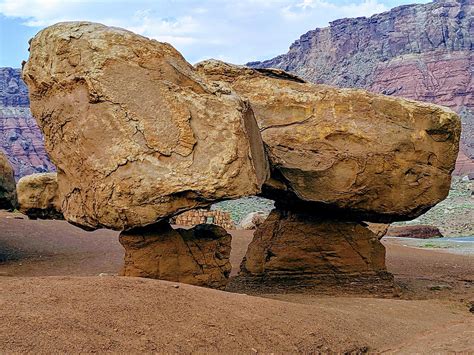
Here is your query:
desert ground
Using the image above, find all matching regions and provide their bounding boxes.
[0,213,473,353]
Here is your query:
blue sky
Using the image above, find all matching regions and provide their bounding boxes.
[0,0,430,68]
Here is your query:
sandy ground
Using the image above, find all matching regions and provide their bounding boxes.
[1,214,473,353]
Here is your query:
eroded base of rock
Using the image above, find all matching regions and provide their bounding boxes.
[119,222,232,289]
[234,209,394,293]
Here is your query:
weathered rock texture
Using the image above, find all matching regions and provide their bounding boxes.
[238,209,392,290]
[0,68,55,179]
[197,60,461,222]
[0,151,17,209]
[386,225,444,239]
[16,172,63,219]
[119,222,232,289]
[366,223,390,240]
[248,0,474,174]
[23,22,268,231]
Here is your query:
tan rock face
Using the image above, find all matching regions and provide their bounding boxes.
[22,22,268,231]
[239,209,391,287]
[17,172,63,219]
[0,151,17,210]
[119,222,232,289]
[197,61,461,222]
[366,223,390,240]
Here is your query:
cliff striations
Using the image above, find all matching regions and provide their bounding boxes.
[248,0,473,174]
[0,67,55,179]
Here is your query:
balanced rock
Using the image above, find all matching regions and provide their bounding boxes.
[197,61,461,222]
[239,209,392,289]
[17,172,63,219]
[23,22,268,231]
[120,222,232,289]
[0,151,17,210]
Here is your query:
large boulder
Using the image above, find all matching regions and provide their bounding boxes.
[23,22,268,231]
[120,222,232,289]
[238,209,392,290]
[17,172,63,219]
[196,61,461,222]
[0,151,17,210]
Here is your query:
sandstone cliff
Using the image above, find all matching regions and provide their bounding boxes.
[248,0,473,174]
[0,68,55,179]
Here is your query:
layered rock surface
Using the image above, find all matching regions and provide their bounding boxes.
[248,0,474,174]
[238,209,392,290]
[120,222,232,289]
[197,61,461,222]
[0,68,55,179]
[17,172,63,219]
[0,151,17,209]
[386,225,444,239]
[23,22,268,231]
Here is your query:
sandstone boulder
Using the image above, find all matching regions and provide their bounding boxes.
[17,172,63,219]
[197,60,461,222]
[386,225,444,239]
[238,209,392,290]
[120,222,232,289]
[239,211,269,230]
[365,223,390,240]
[23,22,268,231]
[0,151,17,210]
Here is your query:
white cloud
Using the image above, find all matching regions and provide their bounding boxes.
[282,0,388,21]
[128,11,199,46]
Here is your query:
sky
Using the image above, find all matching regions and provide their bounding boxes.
[0,0,430,68]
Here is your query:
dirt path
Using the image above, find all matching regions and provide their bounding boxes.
[1,276,473,353]
[1,215,473,352]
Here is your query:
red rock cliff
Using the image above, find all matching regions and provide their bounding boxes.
[0,67,55,179]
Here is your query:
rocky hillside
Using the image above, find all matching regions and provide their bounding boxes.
[249,0,473,175]
[0,67,55,179]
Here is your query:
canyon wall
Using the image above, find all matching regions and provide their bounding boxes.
[0,68,55,179]
[249,0,473,174]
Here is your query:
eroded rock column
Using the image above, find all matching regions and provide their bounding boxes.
[120,222,232,289]
[238,209,393,291]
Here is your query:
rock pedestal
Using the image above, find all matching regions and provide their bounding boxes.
[237,209,393,292]
[17,172,63,219]
[0,152,17,210]
[119,222,232,289]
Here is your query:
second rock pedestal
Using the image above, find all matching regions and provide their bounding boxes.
[238,209,393,292]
